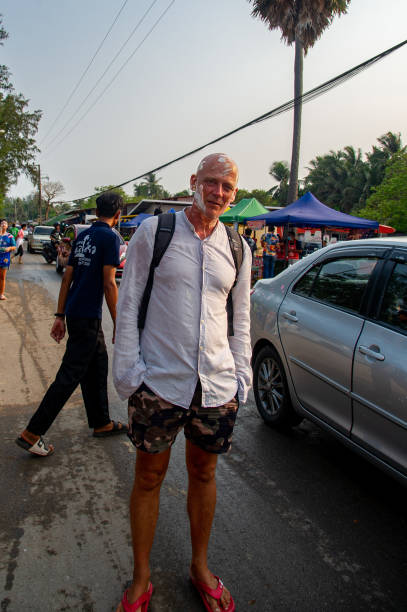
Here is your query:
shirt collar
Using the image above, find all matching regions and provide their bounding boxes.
[92,221,111,228]
[182,209,220,241]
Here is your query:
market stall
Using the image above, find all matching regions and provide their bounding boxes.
[247,191,380,275]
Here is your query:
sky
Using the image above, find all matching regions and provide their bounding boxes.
[2,0,407,203]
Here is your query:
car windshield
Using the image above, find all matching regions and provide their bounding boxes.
[34,227,54,236]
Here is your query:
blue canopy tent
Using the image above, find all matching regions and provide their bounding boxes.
[120,213,152,228]
[246,191,379,230]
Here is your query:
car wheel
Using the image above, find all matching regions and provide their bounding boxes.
[253,345,302,428]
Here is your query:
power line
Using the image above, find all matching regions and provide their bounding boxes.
[43,0,161,151]
[41,0,130,145]
[43,0,173,154]
[60,38,407,204]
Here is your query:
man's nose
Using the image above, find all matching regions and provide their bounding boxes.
[213,182,223,197]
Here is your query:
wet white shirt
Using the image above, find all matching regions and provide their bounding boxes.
[113,210,252,408]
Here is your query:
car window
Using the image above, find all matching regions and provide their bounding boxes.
[34,227,54,236]
[378,261,407,333]
[293,256,379,313]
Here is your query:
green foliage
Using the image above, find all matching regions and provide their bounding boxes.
[304,132,404,214]
[133,172,170,199]
[173,189,191,197]
[269,160,290,205]
[2,193,38,221]
[0,17,42,202]
[80,185,133,209]
[235,188,276,207]
[358,152,407,232]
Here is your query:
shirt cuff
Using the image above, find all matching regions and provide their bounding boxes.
[113,359,147,401]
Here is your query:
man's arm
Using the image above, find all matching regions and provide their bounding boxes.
[103,265,118,342]
[113,219,156,400]
[50,265,74,343]
[228,240,253,403]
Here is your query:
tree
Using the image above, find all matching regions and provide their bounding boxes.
[0,16,42,206]
[364,131,405,204]
[133,172,170,199]
[304,132,404,214]
[358,151,407,232]
[248,0,350,203]
[42,180,65,220]
[173,189,191,198]
[235,188,275,207]
[269,160,290,205]
[80,185,132,209]
[305,145,368,213]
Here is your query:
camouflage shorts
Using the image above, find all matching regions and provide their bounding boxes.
[127,381,239,455]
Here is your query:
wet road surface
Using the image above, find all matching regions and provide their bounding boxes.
[1,252,406,611]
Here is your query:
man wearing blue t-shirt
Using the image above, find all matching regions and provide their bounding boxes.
[16,192,127,456]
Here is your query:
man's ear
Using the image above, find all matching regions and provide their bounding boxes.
[190,174,197,192]
[230,187,238,204]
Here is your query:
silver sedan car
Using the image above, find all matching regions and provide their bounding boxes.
[250,237,407,485]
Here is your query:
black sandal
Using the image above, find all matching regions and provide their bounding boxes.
[93,421,128,438]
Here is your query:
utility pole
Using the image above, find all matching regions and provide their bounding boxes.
[37,164,42,223]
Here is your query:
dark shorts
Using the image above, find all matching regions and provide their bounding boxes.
[127,381,239,455]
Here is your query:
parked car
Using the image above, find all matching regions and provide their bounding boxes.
[250,237,407,485]
[27,225,54,253]
[62,224,127,279]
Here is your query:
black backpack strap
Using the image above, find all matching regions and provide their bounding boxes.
[138,213,176,330]
[224,224,244,337]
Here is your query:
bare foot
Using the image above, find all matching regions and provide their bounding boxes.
[190,565,232,611]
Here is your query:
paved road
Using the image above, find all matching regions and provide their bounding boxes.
[1,252,406,611]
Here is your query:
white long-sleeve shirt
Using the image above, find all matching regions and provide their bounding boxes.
[113,210,252,408]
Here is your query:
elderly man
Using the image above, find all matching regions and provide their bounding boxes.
[113,154,252,612]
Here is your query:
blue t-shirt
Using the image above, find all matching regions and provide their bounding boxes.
[65,222,120,319]
[0,233,16,268]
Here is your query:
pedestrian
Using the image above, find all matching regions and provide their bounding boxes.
[16,192,128,457]
[9,222,19,240]
[260,225,279,278]
[113,153,252,612]
[243,226,256,258]
[0,219,16,300]
[13,223,26,263]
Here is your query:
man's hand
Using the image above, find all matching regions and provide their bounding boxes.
[50,318,66,343]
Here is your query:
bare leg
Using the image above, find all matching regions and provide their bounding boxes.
[186,440,231,611]
[116,448,171,612]
[0,268,6,298]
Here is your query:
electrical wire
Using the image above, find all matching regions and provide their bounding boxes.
[58,38,407,204]
[41,0,130,146]
[43,0,161,151]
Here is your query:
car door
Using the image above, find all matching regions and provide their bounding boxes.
[352,250,407,476]
[278,248,385,435]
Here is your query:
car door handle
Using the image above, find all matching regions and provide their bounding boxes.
[358,345,385,361]
[282,311,298,322]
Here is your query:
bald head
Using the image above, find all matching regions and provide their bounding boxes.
[196,153,238,181]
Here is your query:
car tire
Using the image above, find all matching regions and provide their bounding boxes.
[253,345,302,428]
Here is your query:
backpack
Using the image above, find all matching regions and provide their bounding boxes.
[138,213,244,336]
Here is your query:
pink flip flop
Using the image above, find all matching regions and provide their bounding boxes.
[190,574,235,612]
[121,583,153,612]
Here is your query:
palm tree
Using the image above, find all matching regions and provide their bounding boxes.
[249,0,350,204]
[269,160,290,205]
[133,172,170,199]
